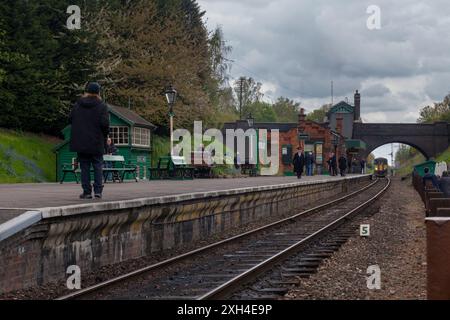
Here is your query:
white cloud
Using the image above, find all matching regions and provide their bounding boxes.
[198,0,450,123]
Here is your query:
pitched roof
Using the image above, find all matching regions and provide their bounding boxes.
[329,101,354,114]
[108,104,157,129]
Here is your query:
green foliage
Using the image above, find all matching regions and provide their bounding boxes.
[306,104,331,122]
[436,147,450,163]
[0,129,58,183]
[245,101,277,122]
[273,97,301,122]
[418,94,450,123]
[0,0,98,135]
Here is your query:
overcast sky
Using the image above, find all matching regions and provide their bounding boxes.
[198,0,450,161]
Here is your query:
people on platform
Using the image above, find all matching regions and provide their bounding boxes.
[423,167,441,191]
[360,159,366,174]
[293,148,305,179]
[338,155,347,177]
[328,152,337,176]
[438,171,450,197]
[104,137,118,182]
[105,137,118,155]
[69,82,109,199]
[305,151,315,176]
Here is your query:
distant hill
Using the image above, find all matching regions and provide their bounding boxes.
[0,129,60,183]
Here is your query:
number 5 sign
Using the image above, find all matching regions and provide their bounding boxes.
[360,224,370,237]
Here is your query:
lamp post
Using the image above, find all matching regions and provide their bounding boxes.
[246,114,259,175]
[165,85,177,155]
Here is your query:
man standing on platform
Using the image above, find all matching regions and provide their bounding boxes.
[293,148,305,179]
[305,151,314,176]
[69,82,110,199]
[339,154,347,177]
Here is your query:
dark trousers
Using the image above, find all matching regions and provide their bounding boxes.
[78,153,104,195]
[296,169,303,179]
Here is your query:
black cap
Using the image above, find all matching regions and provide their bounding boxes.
[86,82,101,94]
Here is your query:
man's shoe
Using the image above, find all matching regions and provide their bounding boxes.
[94,194,102,199]
[80,193,93,199]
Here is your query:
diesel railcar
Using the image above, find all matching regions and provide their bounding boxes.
[374,157,389,177]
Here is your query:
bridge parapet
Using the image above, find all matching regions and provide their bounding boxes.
[353,122,450,159]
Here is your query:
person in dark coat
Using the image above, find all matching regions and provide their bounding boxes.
[305,152,314,176]
[105,137,118,181]
[69,82,110,199]
[423,167,440,191]
[329,152,337,176]
[360,159,366,174]
[105,137,118,155]
[439,171,450,197]
[338,155,347,177]
[293,148,305,179]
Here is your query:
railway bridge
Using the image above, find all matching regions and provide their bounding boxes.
[353,122,450,159]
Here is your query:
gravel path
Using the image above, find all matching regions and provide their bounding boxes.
[286,177,427,300]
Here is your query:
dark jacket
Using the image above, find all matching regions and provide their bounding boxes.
[330,155,337,167]
[423,173,441,191]
[69,96,110,155]
[338,156,347,170]
[293,152,305,173]
[305,152,314,165]
[106,143,118,155]
[439,177,450,197]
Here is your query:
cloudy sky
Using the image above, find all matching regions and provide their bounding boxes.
[198,0,450,162]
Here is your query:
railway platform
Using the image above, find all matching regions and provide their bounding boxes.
[0,174,370,294]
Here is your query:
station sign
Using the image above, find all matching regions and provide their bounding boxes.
[298,133,310,141]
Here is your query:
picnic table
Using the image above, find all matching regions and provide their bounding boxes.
[60,155,138,184]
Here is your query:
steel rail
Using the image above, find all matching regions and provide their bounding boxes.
[198,178,391,300]
[56,178,380,300]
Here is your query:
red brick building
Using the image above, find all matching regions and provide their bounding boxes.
[223,109,346,175]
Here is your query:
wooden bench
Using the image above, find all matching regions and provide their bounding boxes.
[149,156,194,180]
[60,161,81,184]
[191,151,214,178]
[240,163,258,177]
[60,155,137,184]
[103,155,138,183]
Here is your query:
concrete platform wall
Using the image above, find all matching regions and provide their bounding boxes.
[0,175,370,294]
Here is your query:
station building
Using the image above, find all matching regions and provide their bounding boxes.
[54,104,157,182]
[223,90,366,175]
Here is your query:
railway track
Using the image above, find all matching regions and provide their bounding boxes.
[57,178,390,300]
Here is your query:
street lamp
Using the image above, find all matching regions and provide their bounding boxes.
[246,114,254,128]
[165,85,177,155]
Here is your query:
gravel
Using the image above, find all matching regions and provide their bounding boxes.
[285,177,427,300]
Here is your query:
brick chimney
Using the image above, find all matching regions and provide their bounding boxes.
[298,108,306,132]
[354,90,361,121]
[336,116,343,136]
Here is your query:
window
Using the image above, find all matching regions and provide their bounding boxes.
[109,126,129,145]
[132,127,150,147]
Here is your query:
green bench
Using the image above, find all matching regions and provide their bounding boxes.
[149,156,194,180]
[102,155,138,183]
[60,155,137,184]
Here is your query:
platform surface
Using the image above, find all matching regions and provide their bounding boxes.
[0,175,364,225]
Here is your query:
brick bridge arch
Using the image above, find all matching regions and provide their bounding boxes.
[353,122,450,160]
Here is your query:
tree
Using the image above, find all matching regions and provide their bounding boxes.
[233,77,263,118]
[245,101,277,122]
[85,0,222,133]
[418,94,450,123]
[306,104,331,122]
[0,0,98,134]
[272,97,300,122]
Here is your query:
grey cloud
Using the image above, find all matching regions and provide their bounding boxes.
[199,0,450,122]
